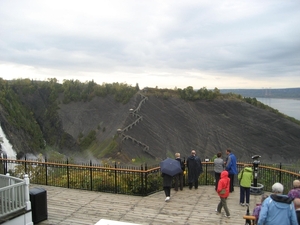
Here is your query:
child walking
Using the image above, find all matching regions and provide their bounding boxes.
[216,170,231,218]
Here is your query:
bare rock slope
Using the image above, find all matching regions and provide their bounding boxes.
[58,93,300,164]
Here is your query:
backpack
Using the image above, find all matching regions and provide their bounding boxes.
[181,159,186,171]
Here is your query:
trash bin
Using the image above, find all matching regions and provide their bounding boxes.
[30,187,48,224]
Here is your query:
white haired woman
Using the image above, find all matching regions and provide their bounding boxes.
[288,179,300,199]
[257,182,298,225]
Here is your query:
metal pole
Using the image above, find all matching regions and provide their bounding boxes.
[45,156,48,185]
[67,158,69,189]
[90,160,93,191]
[114,162,117,193]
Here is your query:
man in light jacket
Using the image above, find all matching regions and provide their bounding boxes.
[258,182,298,225]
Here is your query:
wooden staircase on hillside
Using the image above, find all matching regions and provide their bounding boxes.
[118,92,155,158]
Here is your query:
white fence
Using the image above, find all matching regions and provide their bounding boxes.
[0,174,31,220]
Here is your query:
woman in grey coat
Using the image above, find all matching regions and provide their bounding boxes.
[214,152,224,191]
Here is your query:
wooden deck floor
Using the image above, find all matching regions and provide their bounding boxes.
[31,185,268,225]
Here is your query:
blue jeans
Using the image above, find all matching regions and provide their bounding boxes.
[240,186,250,204]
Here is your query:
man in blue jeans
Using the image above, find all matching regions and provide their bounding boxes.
[225,149,237,193]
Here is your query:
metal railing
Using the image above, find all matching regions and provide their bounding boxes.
[1,158,300,196]
[0,174,29,219]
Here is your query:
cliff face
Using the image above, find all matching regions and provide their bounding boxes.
[1,90,300,164]
[56,92,300,164]
[117,95,300,163]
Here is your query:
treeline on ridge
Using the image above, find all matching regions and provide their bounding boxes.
[0,78,299,157]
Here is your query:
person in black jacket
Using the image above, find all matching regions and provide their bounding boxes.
[162,173,173,202]
[187,150,203,189]
[174,152,185,191]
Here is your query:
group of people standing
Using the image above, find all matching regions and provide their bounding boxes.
[162,150,203,202]
[254,181,300,225]
[163,148,237,204]
[214,149,300,224]
[161,148,300,224]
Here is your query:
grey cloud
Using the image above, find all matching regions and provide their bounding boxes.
[0,0,299,88]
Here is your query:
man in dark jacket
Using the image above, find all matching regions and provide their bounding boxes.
[187,150,203,189]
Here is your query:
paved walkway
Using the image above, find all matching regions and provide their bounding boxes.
[31,185,268,225]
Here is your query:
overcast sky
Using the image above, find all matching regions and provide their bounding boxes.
[0,0,299,89]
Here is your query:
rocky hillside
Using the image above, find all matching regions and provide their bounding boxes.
[1,82,300,164]
[57,91,300,164]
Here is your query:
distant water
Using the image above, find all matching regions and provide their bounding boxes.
[256,98,300,121]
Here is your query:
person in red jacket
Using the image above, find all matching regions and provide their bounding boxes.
[216,170,231,218]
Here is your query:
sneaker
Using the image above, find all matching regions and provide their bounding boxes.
[165,197,170,202]
[240,203,245,206]
[245,203,249,207]
[215,208,221,214]
[224,215,230,218]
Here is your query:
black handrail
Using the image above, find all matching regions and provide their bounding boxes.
[1,158,299,196]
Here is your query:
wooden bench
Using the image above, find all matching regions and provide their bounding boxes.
[243,215,256,225]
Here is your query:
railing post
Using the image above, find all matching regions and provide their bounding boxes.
[144,163,148,196]
[2,153,8,175]
[90,160,93,191]
[204,157,210,185]
[45,156,48,185]
[24,174,31,211]
[279,163,282,183]
[141,164,144,196]
[205,162,208,185]
[114,162,117,194]
[25,155,27,174]
[67,158,69,188]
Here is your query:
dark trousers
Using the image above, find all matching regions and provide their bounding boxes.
[163,187,171,197]
[215,172,221,191]
[228,173,235,192]
[189,179,199,189]
[217,197,230,216]
[239,186,250,204]
[174,172,183,191]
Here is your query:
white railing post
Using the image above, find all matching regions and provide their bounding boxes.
[24,174,31,211]
[24,174,34,225]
